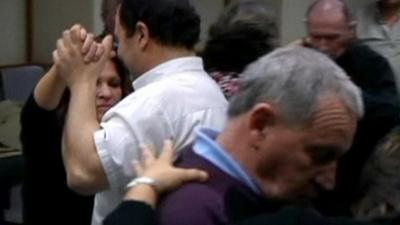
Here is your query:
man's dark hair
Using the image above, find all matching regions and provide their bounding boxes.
[119,0,200,49]
[201,0,278,73]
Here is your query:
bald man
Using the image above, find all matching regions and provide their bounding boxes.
[304,0,400,216]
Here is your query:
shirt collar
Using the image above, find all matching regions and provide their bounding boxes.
[193,127,263,194]
[132,56,204,90]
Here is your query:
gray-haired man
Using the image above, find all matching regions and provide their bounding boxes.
[156,46,364,225]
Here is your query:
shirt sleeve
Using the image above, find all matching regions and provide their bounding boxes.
[20,93,61,164]
[94,98,174,189]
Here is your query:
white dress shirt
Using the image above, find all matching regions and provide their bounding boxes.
[91,56,228,225]
[357,2,400,92]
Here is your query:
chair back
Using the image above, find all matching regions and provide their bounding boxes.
[0,65,44,102]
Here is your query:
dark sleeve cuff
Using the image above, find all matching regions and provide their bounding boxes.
[103,201,156,225]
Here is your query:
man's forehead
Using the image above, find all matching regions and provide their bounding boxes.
[308,12,347,28]
[307,1,347,26]
[310,98,356,132]
[310,5,341,17]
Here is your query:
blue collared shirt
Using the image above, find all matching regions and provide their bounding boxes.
[193,127,263,194]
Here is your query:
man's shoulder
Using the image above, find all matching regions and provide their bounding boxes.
[117,72,227,124]
[157,182,227,225]
[340,42,395,82]
[160,181,223,204]
[347,42,389,64]
[133,71,225,102]
[156,149,239,225]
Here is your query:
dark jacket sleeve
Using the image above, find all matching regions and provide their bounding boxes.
[360,55,399,122]
[20,94,62,172]
[103,201,156,225]
[343,43,400,122]
[235,207,388,225]
[20,94,94,225]
[20,94,60,141]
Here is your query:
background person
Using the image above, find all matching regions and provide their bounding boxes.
[303,0,400,215]
[201,0,278,98]
[357,0,400,94]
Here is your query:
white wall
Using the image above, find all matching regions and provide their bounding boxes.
[93,0,104,35]
[347,0,375,13]
[32,0,95,63]
[279,0,315,44]
[191,0,225,48]
[0,0,26,66]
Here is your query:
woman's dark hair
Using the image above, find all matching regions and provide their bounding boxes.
[111,55,132,97]
[202,0,278,73]
[100,0,122,36]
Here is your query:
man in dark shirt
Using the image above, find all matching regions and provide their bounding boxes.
[305,0,400,216]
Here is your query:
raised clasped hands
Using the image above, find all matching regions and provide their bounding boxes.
[52,24,114,88]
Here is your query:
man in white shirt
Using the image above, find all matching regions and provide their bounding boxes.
[53,0,228,224]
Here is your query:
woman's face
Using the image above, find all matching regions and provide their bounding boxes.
[95,60,123,121]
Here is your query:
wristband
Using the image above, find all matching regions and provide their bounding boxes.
[125,176,160,192]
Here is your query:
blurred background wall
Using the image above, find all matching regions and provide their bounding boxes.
[0,0,375,66]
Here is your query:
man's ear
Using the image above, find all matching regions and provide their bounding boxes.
[348,20,358,29]
[135,22,150,50]
[347,20,357,38]
[249,103,276,138]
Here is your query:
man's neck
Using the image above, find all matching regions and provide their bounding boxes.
[216,119,256,174]
[142,46,195,74]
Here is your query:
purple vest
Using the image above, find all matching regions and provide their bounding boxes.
[156,147,283,225]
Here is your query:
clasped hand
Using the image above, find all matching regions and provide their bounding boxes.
[52,24,114,88]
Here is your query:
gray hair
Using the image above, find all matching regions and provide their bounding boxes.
[228,46,364,126]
